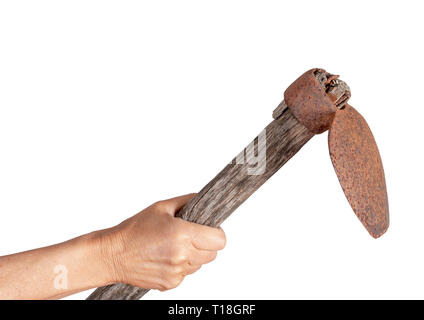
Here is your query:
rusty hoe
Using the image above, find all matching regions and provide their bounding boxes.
[87,68,389,300]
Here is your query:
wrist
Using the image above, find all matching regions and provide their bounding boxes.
[87,227,127,285]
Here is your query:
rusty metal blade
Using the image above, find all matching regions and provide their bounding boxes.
[328,104,389,238]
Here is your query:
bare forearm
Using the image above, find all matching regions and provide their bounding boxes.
[0,194,225,300]
[0,231,111,300]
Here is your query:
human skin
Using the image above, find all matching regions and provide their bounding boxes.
[0,193,226,299]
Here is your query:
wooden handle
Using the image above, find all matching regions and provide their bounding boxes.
[87,107,313,300]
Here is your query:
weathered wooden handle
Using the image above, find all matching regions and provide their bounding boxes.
[87,106,313,300]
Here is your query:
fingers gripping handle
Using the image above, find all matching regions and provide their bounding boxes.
[86,108,313,300]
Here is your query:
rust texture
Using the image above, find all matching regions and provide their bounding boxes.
[328,104,389,238]
[285,68,389,238]
[284,68,338,134]
[87,68,390,300]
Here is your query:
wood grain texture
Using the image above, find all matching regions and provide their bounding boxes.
[87,106,314,300]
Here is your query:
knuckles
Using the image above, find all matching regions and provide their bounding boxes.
[159,252,190,290]
[168,245,189,265]
[167,276,183,290]
[160,272,184,291]
[171,225,190,243]
[121,197,226,292]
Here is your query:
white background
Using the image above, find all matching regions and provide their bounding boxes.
[0,1,423,299]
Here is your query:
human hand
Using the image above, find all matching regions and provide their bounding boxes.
[99,194,226,291]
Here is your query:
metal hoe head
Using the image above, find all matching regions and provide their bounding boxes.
[284,69,389,238]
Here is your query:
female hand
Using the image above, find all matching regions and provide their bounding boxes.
[0,193,226,299]
[99,194,226,291]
